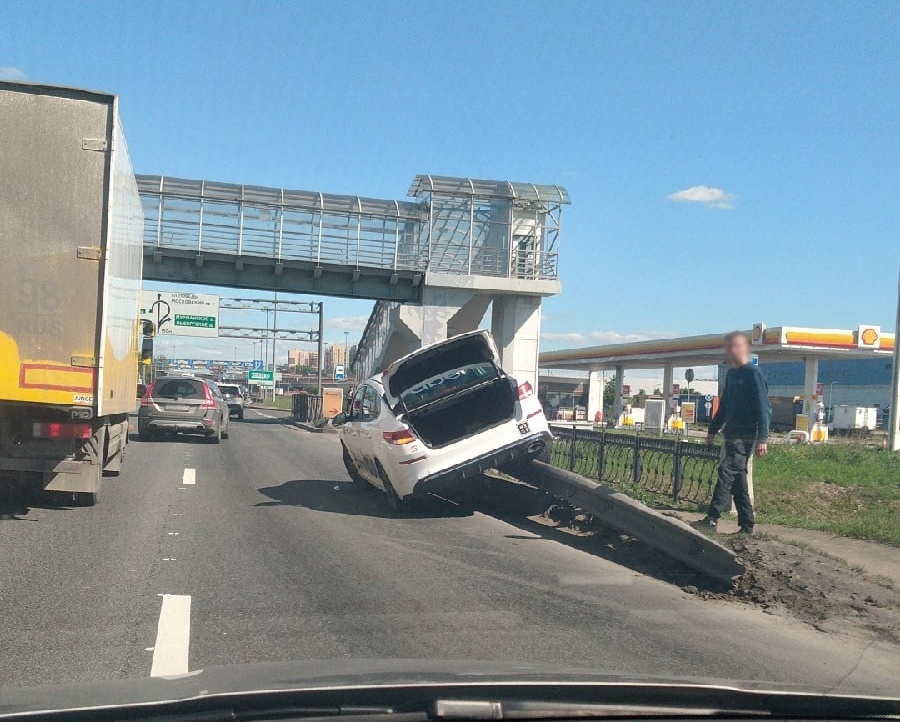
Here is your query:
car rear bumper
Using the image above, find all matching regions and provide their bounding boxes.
[140,419,214,435]
[409,431,551,498]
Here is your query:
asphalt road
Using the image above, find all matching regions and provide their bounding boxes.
[0,409,896,695]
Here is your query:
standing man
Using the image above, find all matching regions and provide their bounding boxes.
[694,331,771,534]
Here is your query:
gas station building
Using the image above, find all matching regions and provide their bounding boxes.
[539,323,895,432]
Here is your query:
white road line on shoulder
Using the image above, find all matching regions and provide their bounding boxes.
[257,412,275,419]
[182,468,196,485]
[150,594,191,677]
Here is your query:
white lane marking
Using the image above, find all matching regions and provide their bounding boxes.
[150,594,191,677]
[182,468,196,485]
[257,412,275,419]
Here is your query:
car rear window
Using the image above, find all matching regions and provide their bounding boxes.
[219,386,241,395]
[153,379,205,399]
[400,361,497,409]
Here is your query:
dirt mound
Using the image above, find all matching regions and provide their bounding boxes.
[464,477,899,643]
[697,534,900,642]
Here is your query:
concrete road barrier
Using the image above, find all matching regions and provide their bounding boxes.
[509,461,744,583]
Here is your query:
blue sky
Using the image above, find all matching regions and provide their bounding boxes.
[2,1,898,363]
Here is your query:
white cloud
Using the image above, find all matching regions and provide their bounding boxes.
[0,67,27,81]
[589,330,673,344]
[541,331,587,344]
[667,185,736,209]
[540,329,676,349]
[327,315,369,332]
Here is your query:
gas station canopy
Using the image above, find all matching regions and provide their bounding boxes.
[539,324,895,370]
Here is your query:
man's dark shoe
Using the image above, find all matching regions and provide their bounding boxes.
[738,525,755,535]
[691,517,718,533]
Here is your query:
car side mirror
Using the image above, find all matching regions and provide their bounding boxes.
[332,412,347,425]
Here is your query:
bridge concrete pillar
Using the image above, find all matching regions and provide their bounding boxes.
[490,295,542,392]
[586,370,604,425]
[663,363,674,425]
[397,288,490,348]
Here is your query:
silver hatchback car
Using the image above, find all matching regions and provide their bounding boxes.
[138,376,230,443]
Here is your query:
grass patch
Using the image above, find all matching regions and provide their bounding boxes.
[753,444,900,546]
[253,395,294,410]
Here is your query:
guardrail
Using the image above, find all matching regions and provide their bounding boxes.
[544,425,720,506]
[508,461,744,582]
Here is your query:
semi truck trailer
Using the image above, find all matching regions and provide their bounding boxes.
[0,82,143,505]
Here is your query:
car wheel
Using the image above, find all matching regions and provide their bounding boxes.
[222,421,229,439]
[138,427,152,442]
[206,425,222,444]
[376,462,407,513]
[342,444,369,488]
[237,409,244,421]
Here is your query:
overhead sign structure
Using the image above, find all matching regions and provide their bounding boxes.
[141,291,220,338]
[164,358,259,371]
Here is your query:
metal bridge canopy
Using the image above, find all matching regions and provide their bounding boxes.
[408,175,570,280]
[138,175,426,271]
[138,173,569,300]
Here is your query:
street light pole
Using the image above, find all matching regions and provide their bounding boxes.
[344,331,350,374]
[317,302,324,397]
[271,292,278,403]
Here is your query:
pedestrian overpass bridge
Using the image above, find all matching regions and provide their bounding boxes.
[138,173,570,386]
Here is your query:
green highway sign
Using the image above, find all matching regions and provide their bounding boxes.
[141,291,220,338]
[174,314,216,329]
[248,370,274,382]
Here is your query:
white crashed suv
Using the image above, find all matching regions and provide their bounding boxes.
[340,330,551,511]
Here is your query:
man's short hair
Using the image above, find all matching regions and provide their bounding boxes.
[724,330,749,345]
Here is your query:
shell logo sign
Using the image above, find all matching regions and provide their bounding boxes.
[858,325,880,349]
[751,322,765,345]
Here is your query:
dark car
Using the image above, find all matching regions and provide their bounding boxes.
[218,383,245,420]
[138,376,230,442]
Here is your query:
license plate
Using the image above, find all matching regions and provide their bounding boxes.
[167,404,190,412]
[517,421,530,434]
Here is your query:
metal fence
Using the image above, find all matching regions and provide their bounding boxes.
[542,425,721,506]
[291,394,323,423]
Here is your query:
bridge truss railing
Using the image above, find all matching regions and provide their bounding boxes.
[138,176,427,273]
[138,174,568,283]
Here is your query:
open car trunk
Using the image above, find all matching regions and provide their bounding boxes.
[384,331,517,448]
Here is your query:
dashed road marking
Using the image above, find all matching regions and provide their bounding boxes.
[257,412,275,419]
[150,594,191,677]
[182,468,196,485]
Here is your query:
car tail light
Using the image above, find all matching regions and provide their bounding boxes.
[140,382,155,406]
[200,383,218,409]
[517,380,534,400]
[383,429,416,445]
[33,422,92,440]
